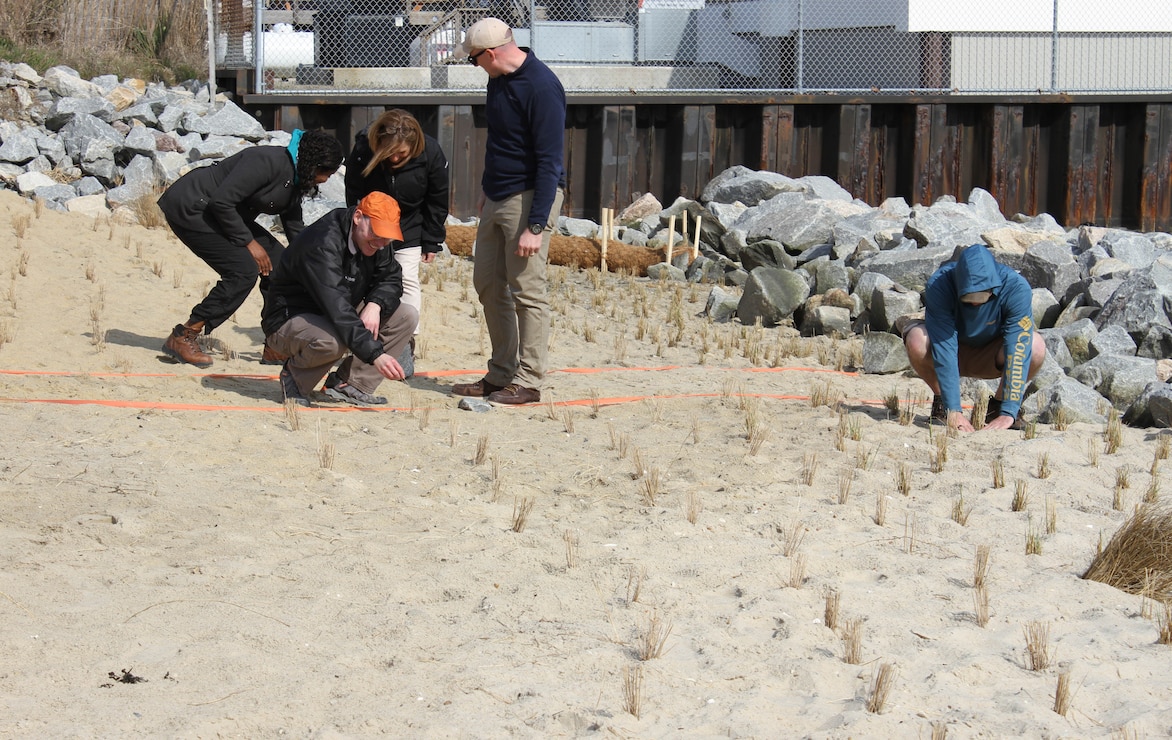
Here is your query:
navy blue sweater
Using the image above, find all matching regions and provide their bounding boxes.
[482,49,566,226]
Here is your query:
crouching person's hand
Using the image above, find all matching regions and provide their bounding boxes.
[374,353,405,381]
[948,410,975,433]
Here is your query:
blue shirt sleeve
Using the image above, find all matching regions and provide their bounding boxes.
[924,273,964,414]
[996,273,1035,420]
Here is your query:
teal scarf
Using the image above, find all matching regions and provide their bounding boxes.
[287,129,304,185]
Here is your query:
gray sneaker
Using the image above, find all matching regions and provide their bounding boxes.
[324,372,387,406]
[280,363,313,407]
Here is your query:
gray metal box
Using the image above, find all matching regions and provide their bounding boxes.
[637,9,695,62]
[532,21,634,63]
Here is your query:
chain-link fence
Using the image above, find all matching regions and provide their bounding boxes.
[219,0,1172,95]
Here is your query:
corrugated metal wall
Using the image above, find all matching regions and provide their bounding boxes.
[255,97,1172,231]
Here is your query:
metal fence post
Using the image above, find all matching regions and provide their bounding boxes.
[797,0,804,94]
[1051,0,1059,93]
[205,0,217,102]
[254,0,265,94]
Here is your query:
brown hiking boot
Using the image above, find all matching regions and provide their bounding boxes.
[162,324,213,368]
[487,384,541,405]
[451,377,505,397]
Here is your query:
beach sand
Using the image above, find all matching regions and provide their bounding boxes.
[0,189,1169,737]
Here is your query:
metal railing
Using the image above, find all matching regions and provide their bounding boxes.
[216,0,1172,95]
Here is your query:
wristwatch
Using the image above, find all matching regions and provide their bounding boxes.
[527,223,545,235]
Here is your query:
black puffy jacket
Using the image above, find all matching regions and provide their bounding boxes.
[157,145,305,247]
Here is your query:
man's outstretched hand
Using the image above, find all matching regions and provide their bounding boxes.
[947,410,975,433]
[373,353,405,381]
[983,414,1016,431]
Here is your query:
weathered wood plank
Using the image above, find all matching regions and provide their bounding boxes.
[911,104,934,206]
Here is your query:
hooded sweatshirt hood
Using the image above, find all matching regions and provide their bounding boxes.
[954,244,1003,296]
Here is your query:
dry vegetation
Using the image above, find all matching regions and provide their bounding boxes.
[1083,503,1172,600]
[0,0,206,81]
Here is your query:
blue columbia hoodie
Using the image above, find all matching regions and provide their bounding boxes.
[924,244,1035,420]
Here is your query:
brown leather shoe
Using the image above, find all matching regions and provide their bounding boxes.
[260,339,288,365]
[162,324,213,368]
[451,377,505,397]
[487,384,541,405]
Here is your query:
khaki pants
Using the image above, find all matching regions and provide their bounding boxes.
[473,189,564,390]
[394,246,423,336]
[269,303,418,395]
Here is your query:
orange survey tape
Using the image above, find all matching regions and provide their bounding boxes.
[0,365,884,413]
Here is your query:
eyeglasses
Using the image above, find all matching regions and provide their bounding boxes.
[468,48,489,65]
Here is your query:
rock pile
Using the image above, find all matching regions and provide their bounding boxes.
[2,64,1170,426]
[604,165,1172,428]
[0,62,346,223]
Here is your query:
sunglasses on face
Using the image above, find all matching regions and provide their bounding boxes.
[468,48,489,65]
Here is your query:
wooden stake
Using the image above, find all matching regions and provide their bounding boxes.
[600,207,610,273]
[666,214,676,265]
[692,215,702,260]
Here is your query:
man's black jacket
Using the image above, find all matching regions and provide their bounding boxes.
[261,206,402,365]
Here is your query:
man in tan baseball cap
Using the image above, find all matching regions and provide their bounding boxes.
[451,16,567,406]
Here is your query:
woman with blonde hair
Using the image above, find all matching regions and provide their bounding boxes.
[345,109,450,377]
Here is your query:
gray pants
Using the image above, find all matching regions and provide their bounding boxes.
[269,303,418,395]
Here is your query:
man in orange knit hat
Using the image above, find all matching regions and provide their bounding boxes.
[262,192,418,406]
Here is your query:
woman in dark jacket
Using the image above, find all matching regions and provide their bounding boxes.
[344,109,449,377]
[157,129,344,368]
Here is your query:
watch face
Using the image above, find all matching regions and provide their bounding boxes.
[528,223,544,235]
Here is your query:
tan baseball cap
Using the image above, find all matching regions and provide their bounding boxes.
[462,17,513,56]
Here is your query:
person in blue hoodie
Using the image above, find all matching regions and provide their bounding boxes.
[903,244,1047,431]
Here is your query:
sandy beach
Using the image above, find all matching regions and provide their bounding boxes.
[0,188,1169,737]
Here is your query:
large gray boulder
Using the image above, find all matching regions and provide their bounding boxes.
[1124,382,1172,428]
[701,165,804,206]
[1102,231,1157,269]
[740,239,794,272]
[1039,330,1075,373]
[1049,318,1098,364]
[853,271,896,312]
[42,65,102,99]
[738,267,811,327]
[870,286,922,333]
[1138,325,1172,360]
[1019,240,1082,298]
[802,305,852,337]
[1031,288,1061,329]
[854,244,955,294]
[862,331,910,374]
[904,198,999,250]
[703,286,740,322]
[202,100,266,141]
[1089,324,1138,358]
[0,130,38,164]
[105,154,159,207]
[831,209,906,262]
[1071,354,1159,411]
[738,191,867,253]
[1032,376,1110,425]
[1094,269,1172,344]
